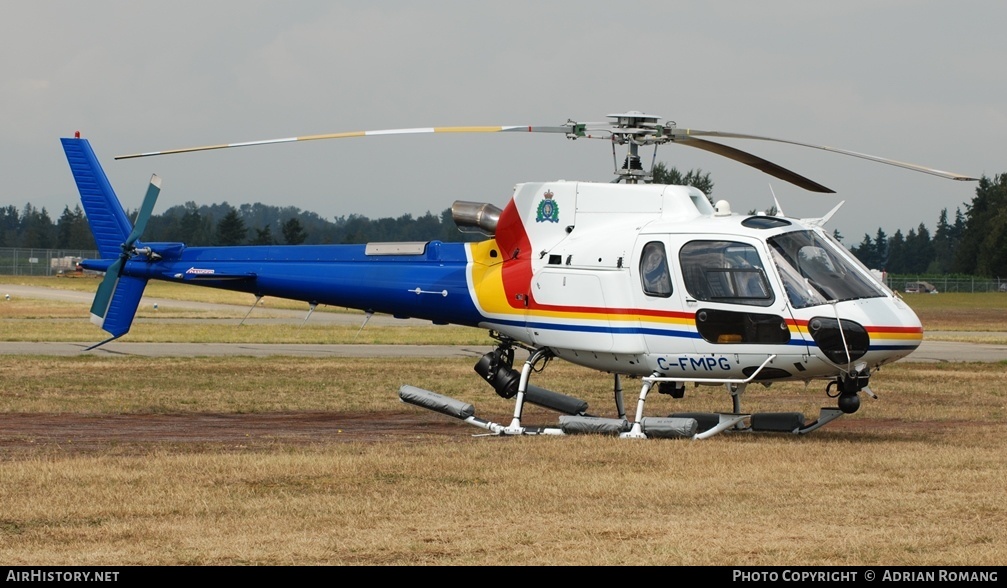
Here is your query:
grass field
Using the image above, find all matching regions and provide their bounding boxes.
[0,278,1005,566]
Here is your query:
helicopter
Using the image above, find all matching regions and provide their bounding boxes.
[61,112,978,440]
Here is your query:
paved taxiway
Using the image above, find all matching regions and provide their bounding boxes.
[2,284,1005,362]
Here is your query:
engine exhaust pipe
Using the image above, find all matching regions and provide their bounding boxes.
[452,201,502,236]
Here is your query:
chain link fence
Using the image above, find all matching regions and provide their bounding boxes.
[0,247,100,277]
[882,274,1006,293]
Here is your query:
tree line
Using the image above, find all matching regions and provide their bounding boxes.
[848,174,1007,277]
[4,167,1006,278]
[0,200,481,251]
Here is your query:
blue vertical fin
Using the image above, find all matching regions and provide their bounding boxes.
[62,136,150,344]
[61,137,133,260]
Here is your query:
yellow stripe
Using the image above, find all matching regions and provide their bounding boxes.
[467,241,517,315]
[872,332,924,341]
[297,131,367,141]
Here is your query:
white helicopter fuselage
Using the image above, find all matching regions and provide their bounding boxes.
[466,180,922,384]
[63,119,964,436]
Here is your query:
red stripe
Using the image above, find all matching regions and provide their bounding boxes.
[529,303,694,319]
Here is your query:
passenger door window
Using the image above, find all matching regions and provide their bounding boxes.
[639,241,672,298]
[679,240,774,307]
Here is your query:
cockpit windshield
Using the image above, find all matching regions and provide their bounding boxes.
[768,230,886,308]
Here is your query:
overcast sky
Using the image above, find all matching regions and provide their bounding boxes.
[2,1,1004,244]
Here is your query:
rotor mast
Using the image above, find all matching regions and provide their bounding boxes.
[607,111,665,184]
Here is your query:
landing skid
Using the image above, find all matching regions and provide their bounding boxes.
[398,386,846,440]
[400,345,848,439]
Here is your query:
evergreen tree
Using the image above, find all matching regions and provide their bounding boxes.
[0,205,20,247]
[954,174,1007,275]
[873,228,889,271]
[908,223,933,274]
[215,207,247,246]
[952,207,967,244]
[282,217,307,245]
[851,233,876,268]
[174,202,213,245]
[55,205,94,250]
[250,225,275,245]
[651,163,715,199]
[19,204,55,248]
[930,209,953,273]
[886,230,906,273]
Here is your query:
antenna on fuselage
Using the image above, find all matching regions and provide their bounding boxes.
[354,311,374,340]
[239,295,263,326]
[769,184,786,217]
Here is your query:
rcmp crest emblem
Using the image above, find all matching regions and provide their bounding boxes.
[535,190,559,223]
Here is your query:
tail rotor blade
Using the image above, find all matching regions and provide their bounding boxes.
[89,257,123,321]
[91,175,159,326]
[124,175,161,247]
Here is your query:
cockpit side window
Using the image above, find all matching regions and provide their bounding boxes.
[680,240,774,307]
[640,241,672,298]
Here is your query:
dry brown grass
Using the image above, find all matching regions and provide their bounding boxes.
[3,434,1002,566]
[3,276,308,309]
[1,281,1006,565]
[0,356,1005,566]
[0,318,489,345]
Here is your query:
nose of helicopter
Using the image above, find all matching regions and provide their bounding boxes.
[837,296,925,363]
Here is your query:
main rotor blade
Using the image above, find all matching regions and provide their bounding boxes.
[671,129,979,182]
[676,136,835,193]
[115,125,573,159]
